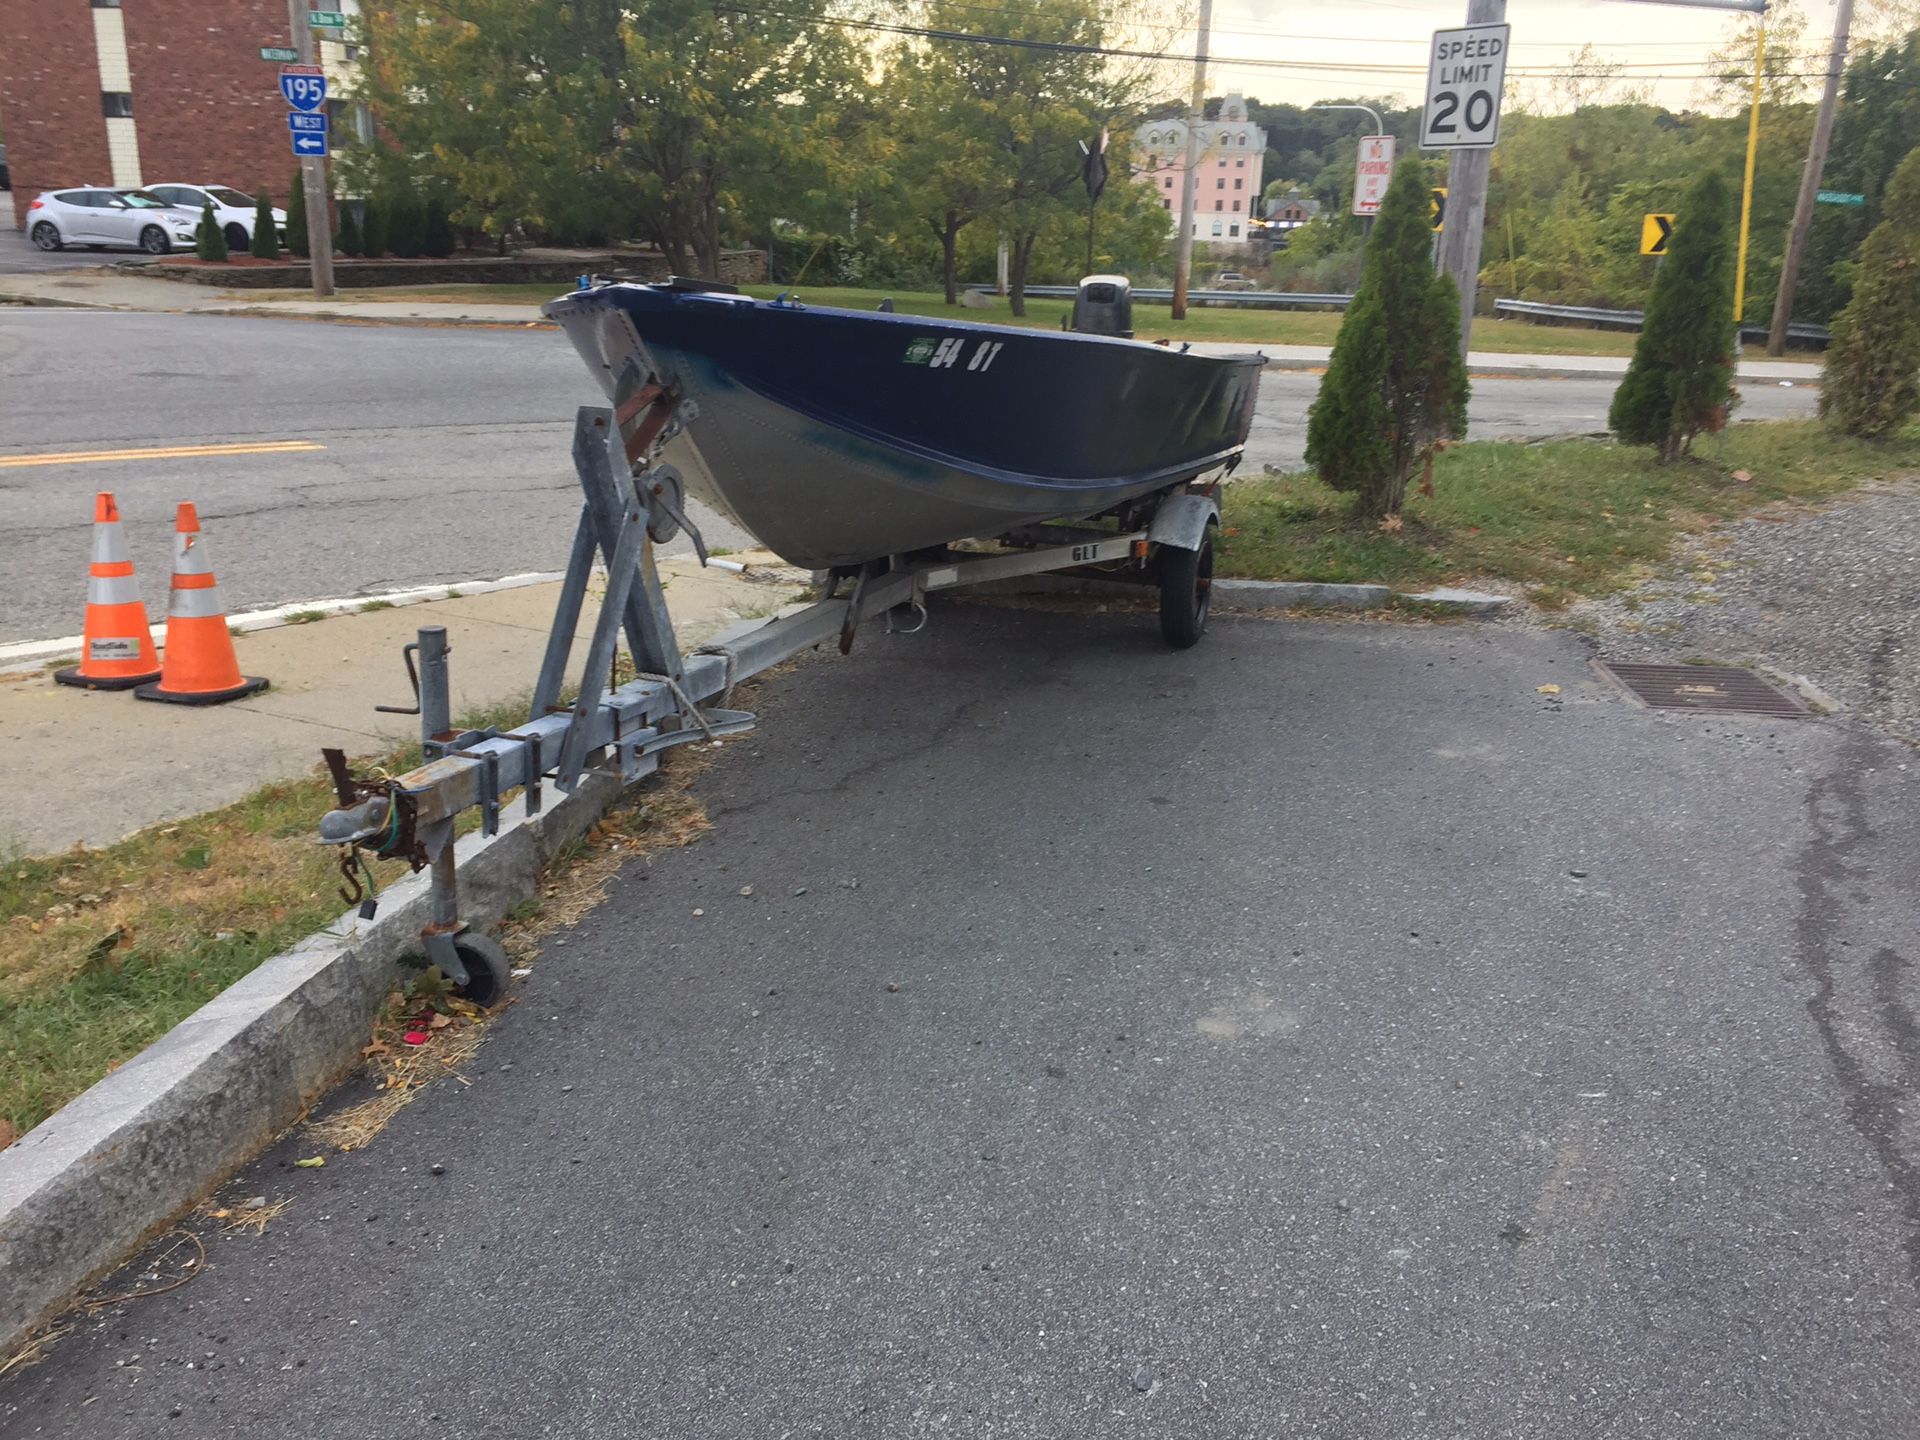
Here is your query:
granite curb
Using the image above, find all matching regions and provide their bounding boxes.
[0,765,624,1353]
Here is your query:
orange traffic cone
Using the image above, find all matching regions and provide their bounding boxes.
[55,491,162,690]
[134,503,268,706]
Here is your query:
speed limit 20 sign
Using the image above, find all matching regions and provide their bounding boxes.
[1420,23,1510,150]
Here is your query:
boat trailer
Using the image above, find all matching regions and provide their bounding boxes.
[316,404,1224,1003]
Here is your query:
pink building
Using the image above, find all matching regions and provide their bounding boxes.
[1135,93,1267,247]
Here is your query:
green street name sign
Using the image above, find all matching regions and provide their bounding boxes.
[259,45,299,61]
[1816,190,1866,206]
[307,9,348,28]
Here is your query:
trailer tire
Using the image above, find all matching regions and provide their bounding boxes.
[449,933,512,1009]
[1158,531,1213,649]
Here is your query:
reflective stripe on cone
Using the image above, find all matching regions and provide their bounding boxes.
[133,502,268,706]
[54,490,162,690]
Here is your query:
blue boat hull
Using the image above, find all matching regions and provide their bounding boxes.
[543,284,1263,570]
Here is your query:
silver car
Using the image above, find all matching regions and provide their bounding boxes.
[25,186,199,254]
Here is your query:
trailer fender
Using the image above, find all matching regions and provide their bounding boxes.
[1148,493,1220,553]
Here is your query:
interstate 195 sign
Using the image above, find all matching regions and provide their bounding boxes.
[1419,23,1510,150]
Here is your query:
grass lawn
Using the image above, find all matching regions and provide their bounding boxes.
[1220,419,1919,605]
[0,693,705,1144]
[240,279,1804,362]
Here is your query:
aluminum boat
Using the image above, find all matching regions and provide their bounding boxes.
[543,280,1263,571]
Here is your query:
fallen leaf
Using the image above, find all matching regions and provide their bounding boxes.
[0,1119,15,1151]
[403,1030,429,1046]
[1378,514,1405,534]
[293,1156,326,1169]
[1537,684,1562,695]
[428,1012,452,1030]
[1730,469,1753,483]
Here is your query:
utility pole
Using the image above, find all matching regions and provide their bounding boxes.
[1766,0,1854,355]
[288,0,335,298]
[1170,0,1212,322]
[1432,0,1505,363]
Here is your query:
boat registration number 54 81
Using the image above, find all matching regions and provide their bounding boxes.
[903,337,1005,372]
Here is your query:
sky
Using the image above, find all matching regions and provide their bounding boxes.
[1187,0,1849,113]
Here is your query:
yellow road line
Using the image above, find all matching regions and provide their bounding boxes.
[0,440,326,469]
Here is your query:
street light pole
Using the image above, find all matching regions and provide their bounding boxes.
[1170,0,1212,322]
[1767,0,1854,354]
[1309,103,1384,137]
[287,0,335,299]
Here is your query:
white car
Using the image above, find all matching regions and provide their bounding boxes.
[144,183,287,252]
[25,187,199,254]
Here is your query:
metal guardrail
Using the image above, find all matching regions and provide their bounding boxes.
[974,285,1354,310]
[964,288,1830,344]
[1495,297,1830,347]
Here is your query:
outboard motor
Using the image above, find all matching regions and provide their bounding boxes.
[1071,274,1133,338]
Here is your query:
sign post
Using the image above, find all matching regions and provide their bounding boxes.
[283,0,333,297]
[1352,136,1397,217]
[1425,5,1511,363]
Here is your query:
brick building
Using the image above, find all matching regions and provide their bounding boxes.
[0,0,360,229]
[1136,94,1269,250]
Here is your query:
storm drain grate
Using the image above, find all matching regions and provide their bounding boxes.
[1595,661,1812,718]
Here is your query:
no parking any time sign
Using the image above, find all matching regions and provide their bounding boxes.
[1420,23,1510,150]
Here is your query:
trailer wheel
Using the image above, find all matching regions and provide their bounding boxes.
[450,933,512,1009]
[1158,531,1213,649]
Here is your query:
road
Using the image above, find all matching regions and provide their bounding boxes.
[0,308,1820,644]
[4,605,1917,1437]
[0,220,157,275]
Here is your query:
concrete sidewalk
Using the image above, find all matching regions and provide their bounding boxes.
[0,553,808,856]
[0,270,1828,383]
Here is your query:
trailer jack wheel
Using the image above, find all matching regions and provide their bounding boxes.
[1158,531,1214,650]
[448,933,512,1009]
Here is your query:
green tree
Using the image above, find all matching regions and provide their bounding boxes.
[874,0,1161,312]
[387,189,425,258]
[361,198,388,258]
[1821,145,1920,436]
[1303,156,1469,517]
[353,0,624,250]
[250,189,280,260]
[337,206,364,258]
[194,201,229,262]
[614,0,868,276]
[1797,29,1920,323]
[1608,169,1738,461]
[422,196,456,258]
[285,170,309,258]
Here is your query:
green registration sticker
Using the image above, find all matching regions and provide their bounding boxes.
[902,338,937,365]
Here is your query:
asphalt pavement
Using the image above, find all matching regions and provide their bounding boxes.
[0,221,156,275]
[0,308,1821,645]
[3,605,1917,1438]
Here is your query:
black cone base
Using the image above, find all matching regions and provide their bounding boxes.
[54,667,162,690]
[133,676,269,706]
